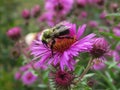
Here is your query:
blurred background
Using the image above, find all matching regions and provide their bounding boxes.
[0,1,43,90]
[1,0,120,90]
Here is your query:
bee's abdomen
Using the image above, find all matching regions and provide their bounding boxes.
[59,29,69,36]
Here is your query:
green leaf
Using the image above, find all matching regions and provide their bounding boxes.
[105,71,113,82]
[96,71,117,90]
[83,73,95,78]
[105,61,117,69]
[38,84,47,88]
[106,13,120,17]
[74,65,84,75]
[100,32,120,41]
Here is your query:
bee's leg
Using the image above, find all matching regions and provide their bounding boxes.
[42,40,48,48]
[50,39,55,55]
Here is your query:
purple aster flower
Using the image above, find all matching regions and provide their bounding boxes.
[7,27,21,40]
[117,63,120,68]
[98,27,109,32]
[78,11,88,20]
[80,11,88,18]
[87,0,96,5]
[99,11,107,19]
[33,61,47,70]
[31,5,41,18]
[116,44,120,51]
[21,71,37,85]
[14,71,21,80]
[113,27,120,37]
[111,50,120,68]
[76,0,88,8]
[110,3,118,12]
[37,12,55,26]
[88,20,98,28]
[49,69,74,89]
[92,59,106,70]
[31,22,95,71]
[112,50,120,62]
[87,79,96,87]
[90,37,109,58]
[94,0,105,6]
[45,0,74,16]
[19,65,32,72]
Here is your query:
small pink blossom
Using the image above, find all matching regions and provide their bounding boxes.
[113,27,120,37]
[31,5,41,17]
[21,71,37,85]
[99,11,107,19]
[92,59,106,70]
[14,71,21,80]
[112,50,120,62]
[45,0,74,16]
[37,12,55,26]
[88,21,98,28]
[76,0,88,7]
[81,11,88,17]
[7,27,21,40]
[22,9,30,19]
[19,64,32,72]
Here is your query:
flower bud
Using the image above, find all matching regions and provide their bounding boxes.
[7,27,21,40]
[99,11,107,19]
[22,9,30,19]
[87,79,96,87]
[88,21,98,28]
[31,5,41,18]
[110,3,118,12]
[14,71,21,80]
[113,27,120,37]
[92,59,106,70]
[76,0,87,8]
[95,0,104,6]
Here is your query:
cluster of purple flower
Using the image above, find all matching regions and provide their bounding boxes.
[14,64,37,85]
[6,0,120,89]
[30,21,110,88]
[22,5,41,19]
[31,22,95,71]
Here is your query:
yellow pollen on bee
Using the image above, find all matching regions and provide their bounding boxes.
[53,37,77,52]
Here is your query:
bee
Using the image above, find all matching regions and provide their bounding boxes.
[40,22,72,54]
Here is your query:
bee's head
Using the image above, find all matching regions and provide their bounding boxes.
[42,29,52,38]
[39,29,53,43]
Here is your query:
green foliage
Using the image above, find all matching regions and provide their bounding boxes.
[1,0,120,90]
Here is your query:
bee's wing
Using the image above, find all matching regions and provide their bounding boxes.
[53,25,70,36]
[57,25,70,31]
[52,21,69,30]
[51,21,71,36]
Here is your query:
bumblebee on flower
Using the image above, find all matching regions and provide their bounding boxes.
[31,21,95,71]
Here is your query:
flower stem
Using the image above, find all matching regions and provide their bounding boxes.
[75,57,93,83]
